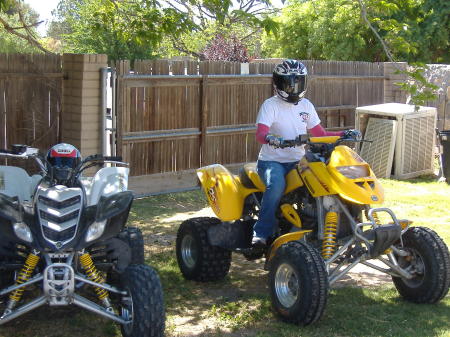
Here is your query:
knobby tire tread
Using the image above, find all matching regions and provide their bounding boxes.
[269,241,328,325]
[177,217,231,282]
[121,264,165,337]
[118,226,145,265]
[393,226,450,303]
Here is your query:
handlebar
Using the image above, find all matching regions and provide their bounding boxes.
[82,154,123,163]
[0,145,127,180]
[275,135,372,149]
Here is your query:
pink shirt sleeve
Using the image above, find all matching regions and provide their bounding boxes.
[256,123,270,144]
[309,124,344,137]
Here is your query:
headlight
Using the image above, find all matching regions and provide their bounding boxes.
[13,222,33,242]
[85,220,107,242]
[336,165,369,179]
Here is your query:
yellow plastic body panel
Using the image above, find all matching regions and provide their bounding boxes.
[280,204,302,228]
[298,160,337,197]
[267,231,312,261]
[328,146,384,204]
[297,145,384,204]
[244,162,303,195]
[198,144,383,221]
[284,168,304,194]
[243,163,266,191]
[197,164,258,221]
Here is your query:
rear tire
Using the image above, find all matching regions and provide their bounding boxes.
[120,264,165,337]
[118,226,145,265]
[268,241,328,325]
[176,217,232,282]
[392,226,450,303]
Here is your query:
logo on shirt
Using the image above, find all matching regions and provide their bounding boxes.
[299,111,309,121]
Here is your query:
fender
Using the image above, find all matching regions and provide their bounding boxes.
[266,230,312,262]
[85,167,129,206]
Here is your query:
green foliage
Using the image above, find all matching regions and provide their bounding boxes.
[155,0,278,59]
[395,64,439,110]
[50,0,195,61]
[0,2,42,53]
[49,0,278,61]
[0,0,13,12]
[263,0,383,61]
[263,0,449,64]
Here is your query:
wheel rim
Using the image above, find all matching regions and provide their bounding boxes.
[181,234,197,269]
[399,248,426,287]
[274,263,299,308]
[121,290,134,334]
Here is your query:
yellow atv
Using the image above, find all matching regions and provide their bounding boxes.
[175,134,450,325]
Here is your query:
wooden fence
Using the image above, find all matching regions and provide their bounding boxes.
[116,59,385,195]
[0,54,62,154]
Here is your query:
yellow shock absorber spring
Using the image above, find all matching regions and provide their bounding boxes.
[372,212,381,225]
[79,253,109,301]
[9,253,40,302]
[322,211,338,260]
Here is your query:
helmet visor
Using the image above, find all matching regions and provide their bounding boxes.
[281,74,307,96]
[51,156,76,169]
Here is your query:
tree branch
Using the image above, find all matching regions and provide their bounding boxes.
[357,0,396,63]
[0,16,51,53]
[169,36,204,60]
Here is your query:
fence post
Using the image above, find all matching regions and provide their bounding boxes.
[384,62,408,104]
[199,61,210,166]
[61,54,108,156]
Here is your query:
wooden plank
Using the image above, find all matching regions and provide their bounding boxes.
[0,73,63,78]
[123,77,201,88]
[129,169,198,196]
[200,75,208,166]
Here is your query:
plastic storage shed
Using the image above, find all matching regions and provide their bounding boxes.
[356,103,437,179]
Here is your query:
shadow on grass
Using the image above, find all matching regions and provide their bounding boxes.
[148,248,450,337]
[129,190,208,222]
[0,305,119,337]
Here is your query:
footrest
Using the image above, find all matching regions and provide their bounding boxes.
[235,246,265,260]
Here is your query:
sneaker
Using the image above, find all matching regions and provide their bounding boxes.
[251,236,267,246]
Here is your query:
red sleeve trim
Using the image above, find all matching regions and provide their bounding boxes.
[256,123,270,144]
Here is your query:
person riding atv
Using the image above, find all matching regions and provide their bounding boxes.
[175,60,450,326]
[251,59,358,247]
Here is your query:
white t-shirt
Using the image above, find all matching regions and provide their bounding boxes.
[256,95,320,163]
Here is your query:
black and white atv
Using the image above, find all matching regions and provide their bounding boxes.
[0,143,164,337]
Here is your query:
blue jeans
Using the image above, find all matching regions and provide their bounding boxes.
[253,160,298,240]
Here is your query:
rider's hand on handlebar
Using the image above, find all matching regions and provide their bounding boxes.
[342,129,362,141]
[265,134,283,148]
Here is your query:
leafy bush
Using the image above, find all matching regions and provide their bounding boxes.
[202,34,249,62]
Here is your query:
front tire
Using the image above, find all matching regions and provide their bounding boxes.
[176,217,232,282]
[392,227,450,303]
[120,264,165,337]
[268,241,328,325]
[118,226,145,265]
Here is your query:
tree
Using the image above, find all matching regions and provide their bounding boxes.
[157,0,279,59]
[202,34,249,62]
[262,0,381,61]
[48,0,279,61]
[48,0,196,60]
[263,0,449,64]
[0,0,49,53]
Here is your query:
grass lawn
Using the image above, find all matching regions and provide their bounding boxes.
[1,176,449,337]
